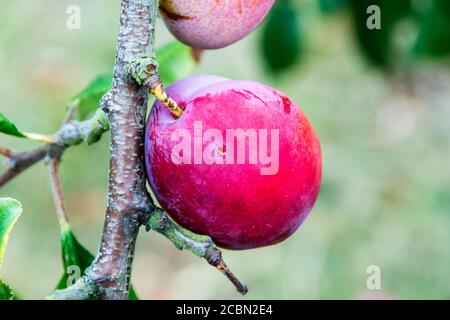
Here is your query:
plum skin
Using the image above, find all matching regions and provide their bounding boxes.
[145,75,322,250]
[159,0,275,49]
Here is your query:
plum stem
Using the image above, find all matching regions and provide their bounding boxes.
[150,83,184,118]
[147,208,248,295]
[126,56,184,118]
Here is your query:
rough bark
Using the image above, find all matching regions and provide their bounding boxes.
[85,0,156,300]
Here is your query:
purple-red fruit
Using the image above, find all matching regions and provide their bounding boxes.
[159,0,275,49]
[145,75,322,250]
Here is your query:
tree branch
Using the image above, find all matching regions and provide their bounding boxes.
[46,276,98,300]
[147,208,248,295]
[84,0,157,300]
[0,109,109,188]
[0,146,48,188]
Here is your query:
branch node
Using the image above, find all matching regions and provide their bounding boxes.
[126,56,158,85]
[101,92,113,114]
[126,56,184,118]
[46,276,99,300]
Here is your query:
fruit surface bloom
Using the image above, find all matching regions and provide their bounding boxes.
[159,0,275,49]
[145,75,322,249]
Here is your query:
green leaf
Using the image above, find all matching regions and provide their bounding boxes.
[0,198,23,267]
[0,279,16,300]
[55,225,94,290]
[128,285,139,301]
[0,113,27,138]
[72,75,113,121]
[319,0,348,13]
[55,223,139,300]
[157,41,199,85]
[414,0,450,58]
[349,0,412,67]
[261,0,302,74]
[0,198,22,301]
[0,113,55,143]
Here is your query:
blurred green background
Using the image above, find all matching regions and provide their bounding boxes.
[0,0,449,299]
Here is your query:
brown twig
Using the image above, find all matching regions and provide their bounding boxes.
[205,247,248,295]
[0,146,48,188]
[63,100,80,124]
[46,156,69,226]
[0,147,14,158]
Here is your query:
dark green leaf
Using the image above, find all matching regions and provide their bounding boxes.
[319,0,348,13]
[72,75,112,121]
[157,41,199,85]
[261,0,302,74]
[0,279,16,300]
[349,0,412,67]
[128,285,139,301]
[0,113,26,138]
[414,0,450,57]
[55,224,139,299]
[55,225,94,290]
